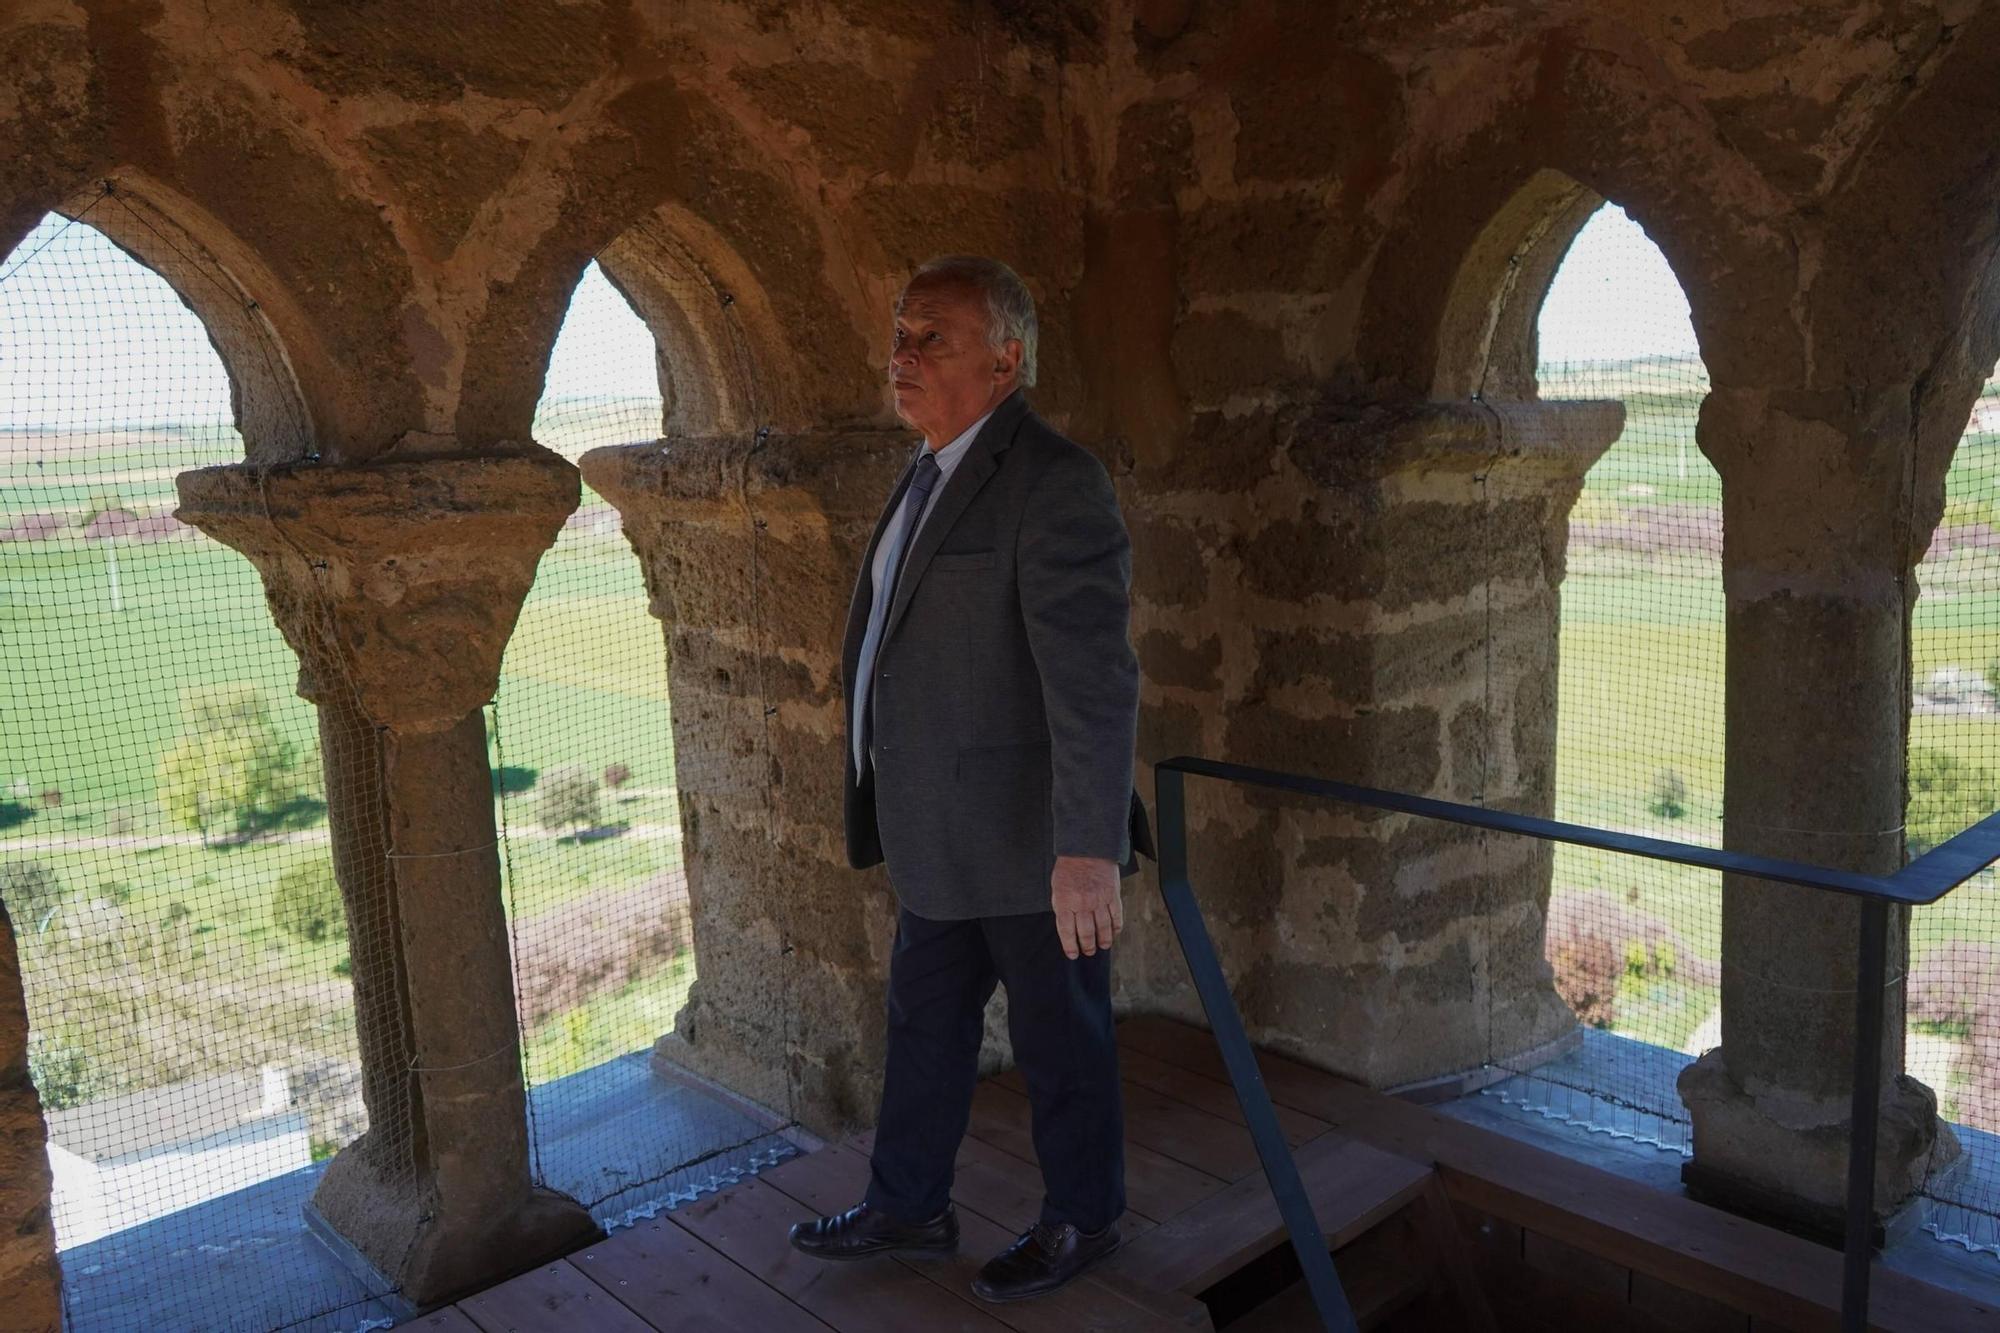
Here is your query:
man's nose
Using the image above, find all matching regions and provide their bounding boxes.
[890,341,918,369]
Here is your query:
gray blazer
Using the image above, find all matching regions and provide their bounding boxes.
[841,390,1155,919]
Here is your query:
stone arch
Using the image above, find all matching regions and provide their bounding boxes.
[1430,168,1603,402]
[44,172,323,464]
[1356,25,1799,400]
[591,202,796,439]
[452,79,882,447]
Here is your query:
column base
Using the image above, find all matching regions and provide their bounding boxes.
[310,1137,602,1306]
[1677,1047,1960,1242]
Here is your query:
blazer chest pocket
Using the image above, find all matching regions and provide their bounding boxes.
[930,548,998,572]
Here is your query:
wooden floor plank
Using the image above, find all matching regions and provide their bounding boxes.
[1116,1018,1340,1123]
[563,1213,834,1333]
[406,1310,485,1333]
[1117,1019,1998,1333]
[967,1082,1226,1224]
[1113,1047,1330,1147]
[667,1171,1013,1332]
[848,1124,1158,1244]
[993,1066,1263,1182]
[457,1259,655,1333]
[761,1143,1209,1332]
[1111,1133,1433,1297]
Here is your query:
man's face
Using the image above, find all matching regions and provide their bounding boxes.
[890,278,1021,445]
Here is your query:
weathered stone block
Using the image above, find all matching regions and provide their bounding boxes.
[0,903,61,1333]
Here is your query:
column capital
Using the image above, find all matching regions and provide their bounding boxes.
[1285,397,1625,492]
[175,451,578,731]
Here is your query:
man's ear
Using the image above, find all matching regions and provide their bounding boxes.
[994,338,1024,381]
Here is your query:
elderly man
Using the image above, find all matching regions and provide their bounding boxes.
[788,255,1153,1302]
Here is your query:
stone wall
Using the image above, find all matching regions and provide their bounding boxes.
[4,0,2000,1303]
[0,902,61,1333]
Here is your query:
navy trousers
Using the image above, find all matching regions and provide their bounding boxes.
[863,906,1126,1233]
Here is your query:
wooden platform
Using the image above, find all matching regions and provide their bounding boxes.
[421,1019,1471,1333]
[421,1015,2000,1332]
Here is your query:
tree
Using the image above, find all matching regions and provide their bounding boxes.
[272,861,347,943]
[156,685,309,843]
[1907,748,2000,857]
[28,1030,109,1110]
[536,765,602,838]
[0,860,66,931]
[1648,768,1689,820]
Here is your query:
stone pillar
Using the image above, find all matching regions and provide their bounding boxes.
[583,431,910,1135]
[175,452,601,1305]
[1678,387,1959,1233]
[0,901,62,1333]
[1122,398,1621,1090]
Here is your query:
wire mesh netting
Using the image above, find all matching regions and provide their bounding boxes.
[1,205,799,1331]
[1470,203,1722,1153]
[0,191,409,1331]
[496,259,799,1226]
[1907,358,2000,1252]
[1459,201,2000,1257]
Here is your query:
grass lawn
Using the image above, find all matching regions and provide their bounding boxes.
[522,953,693,1085]
[9,385,2000,1142]
[1,492,692,1159]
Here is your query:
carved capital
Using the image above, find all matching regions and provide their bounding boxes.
[176,452,578,730]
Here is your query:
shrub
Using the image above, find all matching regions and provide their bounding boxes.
[1649,768,1688,820]
[0,860,67,930]
[1623,939,1651,978]
[156,685,310,841]
[272,862,347,944]
[1909,942,2000,1031]
[28,1030,110,1110]
[537,765,602,837]
[1908,749,2000,856]
[1549,922,1620,1028]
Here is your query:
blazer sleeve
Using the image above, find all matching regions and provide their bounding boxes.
[1017,444,1140,863]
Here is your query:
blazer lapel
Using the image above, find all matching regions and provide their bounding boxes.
[881,391,1029,646]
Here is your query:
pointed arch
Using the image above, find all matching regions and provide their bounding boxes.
[37,174,322,463]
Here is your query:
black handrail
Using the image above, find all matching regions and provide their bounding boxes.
[1150,754,2000,1333]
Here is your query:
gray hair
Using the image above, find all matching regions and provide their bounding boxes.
[905,254,1039,388]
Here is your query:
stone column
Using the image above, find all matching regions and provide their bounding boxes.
[1678,387,1958,1233]
[0,901,62,1333]
[583,431,911,1135]
[1121,398,1622,1090]
[175,452,601,1305]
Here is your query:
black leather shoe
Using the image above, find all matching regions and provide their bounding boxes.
[787,1200,958,1261]
[970,1220,1121,1301]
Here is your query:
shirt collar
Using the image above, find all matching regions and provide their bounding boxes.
[925,405,997,473]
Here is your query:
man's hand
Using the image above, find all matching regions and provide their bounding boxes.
[1051,855,1122,959]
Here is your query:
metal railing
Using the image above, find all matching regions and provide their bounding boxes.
[1151,754,2000,1333]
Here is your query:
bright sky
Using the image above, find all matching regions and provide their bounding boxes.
[1538,205,1702,364]
[536,261,659,407]
[2,213,239,430]
[0,203,1830,434]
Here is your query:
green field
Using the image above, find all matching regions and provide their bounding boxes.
[5,374,2000,1142]
[1,423,695,1154]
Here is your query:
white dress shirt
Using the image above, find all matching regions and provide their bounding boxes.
[856,406,996,771]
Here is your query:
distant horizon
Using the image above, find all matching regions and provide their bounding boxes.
[1,205,1993,439]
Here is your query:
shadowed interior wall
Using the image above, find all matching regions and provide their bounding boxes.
[4,5,2000,1309]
